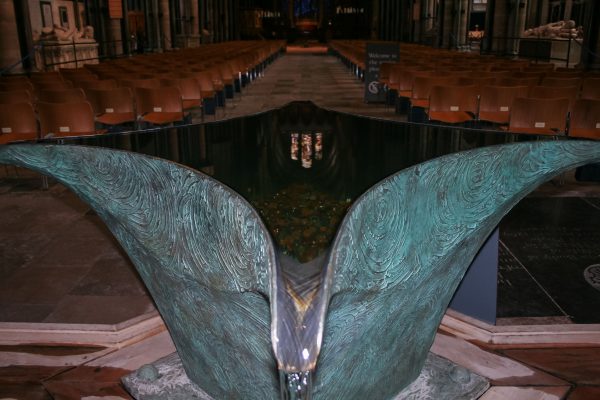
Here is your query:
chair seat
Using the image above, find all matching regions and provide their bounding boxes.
[200,91,216,99]
[478,111,510,125]
[0,131,38,144]
[508,126,562,135]
[182,99,202,110]
[411,98,429,109]
[428,111,474,124]
[569,128,600,140]
[141,112,184,125]
[96,112,136,125]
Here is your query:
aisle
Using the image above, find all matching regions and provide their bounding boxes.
[217,52,406,122]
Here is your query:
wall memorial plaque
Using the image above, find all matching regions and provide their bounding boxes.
[364,42,400,103]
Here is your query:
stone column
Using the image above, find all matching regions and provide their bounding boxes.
[371,0,379,39]
[491,0,509,55]
[107,18,123,56]
[160,0,170,50]
[191,0,199,35]
[539,0,548,26]
[441,0,454,48]
[581,0,600,69]
[0,0,23,73]
[564,0,573,21]
[458,0,469,47]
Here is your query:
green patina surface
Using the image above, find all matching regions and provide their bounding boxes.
[1,141,599,399]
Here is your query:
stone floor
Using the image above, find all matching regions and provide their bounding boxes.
[1,52,599,399]
[208,51,408,123]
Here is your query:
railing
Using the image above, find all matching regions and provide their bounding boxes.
[37,39,125,71]
[480,35,582,66]
[0,45,40,76]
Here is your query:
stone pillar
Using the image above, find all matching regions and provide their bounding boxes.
[491,0,509,55]
[539,0,548,26]
[191,0,199,35]
[516,0,528,38]
[441,0,454,48]
[199,0,205,44]
[371,0,379,39]
[0,0,23,73]
[458,0,469,47]
[107,18,123,56]
[160,0,170,49]
[581,0,600,70]
[564,0,573,21]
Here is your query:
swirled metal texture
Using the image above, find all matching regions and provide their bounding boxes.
[1,141,600,400]
[0,144,279,400]
[313,140,600,399]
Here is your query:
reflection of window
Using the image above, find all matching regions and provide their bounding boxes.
[59,6,69,28]
[40,1,53,28]
[289,131,324,169]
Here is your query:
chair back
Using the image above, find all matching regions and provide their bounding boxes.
[36,88,86,103]
[37,101,96,137]
[509,97,569,135]
[0,102,38,143]
[478,85,529,124]
[569,99,600,139]
[0,90,32,104]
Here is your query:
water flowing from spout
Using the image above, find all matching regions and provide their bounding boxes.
[279,370,313,400]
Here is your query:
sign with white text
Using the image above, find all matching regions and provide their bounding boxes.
[364,42,400,103]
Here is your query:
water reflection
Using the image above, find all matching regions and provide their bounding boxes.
[62,101,531,261]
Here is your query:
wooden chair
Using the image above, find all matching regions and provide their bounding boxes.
[0,75,31,83]
[546,70,584,78]
[427,85,479,124]
[496,77,540,89]
[36,88,86,103]
[84,88,136,126]
[457,76,496,92]
[568,99,600,140]
[134,87,185,125]
[478,85,529,125]
[119,78,161,89]
[77,79,119,90]
[34,80,73,92]
[508,97,569,135]
[0,102,38,144]
[581,78,600,100]
[541,77,582,88]
[410,75,459,110]
[30,71,63,82]
[0,81,34,93]
[0,90,33,104]
[522,63,555,73]
[512,71,545,84]
[160,78,202,111]
[529,85,580,110]
[37,101,97,137]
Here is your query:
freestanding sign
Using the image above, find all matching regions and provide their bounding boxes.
[364,42,400,103]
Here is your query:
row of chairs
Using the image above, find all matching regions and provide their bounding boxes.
[330,39,596,75]
[1,40,285,117]
[330,40,599,139]
[0,86,189,142]
[0,41,286,143]
[425,84,600,138]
